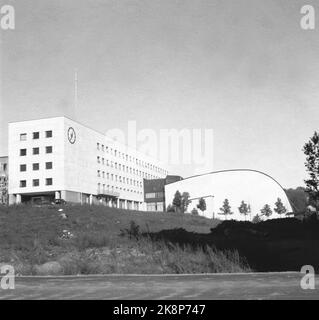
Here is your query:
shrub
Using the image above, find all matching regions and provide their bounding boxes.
[252,214,262,224]
[166,205,175,213]
[191,208,199,216]
[120,221,140,239]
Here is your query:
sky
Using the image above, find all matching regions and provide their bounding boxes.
[0,0,318,188]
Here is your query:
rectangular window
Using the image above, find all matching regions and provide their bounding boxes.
[145,192,163,199]
[46,146,53,154]
[157,202,164,212]
[20,133,27,141]
[33,147,40,155]
[45,162,52,170]
[20,149,27,156]
[33,179,39,187]
[33,132,40,139]
[45,130,52,138]
[20,164,27,172]
[146,203,156,212]
[45,178,53,186]
[33,163,39,171]
[97,143,100,150]
[20,180,26,188]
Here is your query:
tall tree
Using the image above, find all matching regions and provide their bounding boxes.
[260,204,272,218]
[181,192,191,213]
[197,197,207,213]
[303,131,319,208]
[172,190,182,213]
[274,198,287,216]
[284,187,308,213]
[238,200,249,221]
[218,199,233,220]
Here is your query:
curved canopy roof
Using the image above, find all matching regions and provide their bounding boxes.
[165,169,293,220]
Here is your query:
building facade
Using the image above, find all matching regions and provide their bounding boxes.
[144,175,183,212]
[8,117,168,209]
[0,156,8,205]
[164,169,293,220]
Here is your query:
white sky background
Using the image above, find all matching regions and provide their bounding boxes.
[0,0,319,188]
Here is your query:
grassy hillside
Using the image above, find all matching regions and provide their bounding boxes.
[0,204,217,248]
[0,205,250,275]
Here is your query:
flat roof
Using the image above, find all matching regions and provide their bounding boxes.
[8,116,168,169]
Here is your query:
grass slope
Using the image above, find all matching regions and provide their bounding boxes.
[0,205,250,275]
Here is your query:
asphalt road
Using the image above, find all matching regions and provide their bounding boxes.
[0,272,318,300]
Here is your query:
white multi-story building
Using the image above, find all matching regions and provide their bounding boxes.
[0,156,8,205]
[8,116,168,209]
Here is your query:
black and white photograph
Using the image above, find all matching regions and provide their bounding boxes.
[0,0,319,305]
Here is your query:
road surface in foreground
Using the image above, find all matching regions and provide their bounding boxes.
[0,272,318,300]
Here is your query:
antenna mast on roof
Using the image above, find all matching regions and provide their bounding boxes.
[74,68,78,119]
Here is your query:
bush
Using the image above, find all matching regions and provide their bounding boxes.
[120,221,141,239]
[252,214,262,224]
[167,205,176,213]
[191,208,199,216]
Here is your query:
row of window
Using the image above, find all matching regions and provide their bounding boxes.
[20,146,53,156]
[97,156,160,179]
[19,178,53,188]
[146,202,164,212]
[97,183,143,195]
[96,142,167,175]
[145,192,164,199]
[97,170,143,187]
[20,131,52,141]
[20,162,53,172]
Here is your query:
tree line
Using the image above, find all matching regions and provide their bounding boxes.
[168,190,289,221]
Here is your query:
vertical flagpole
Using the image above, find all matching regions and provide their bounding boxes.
[74,68,78,118]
